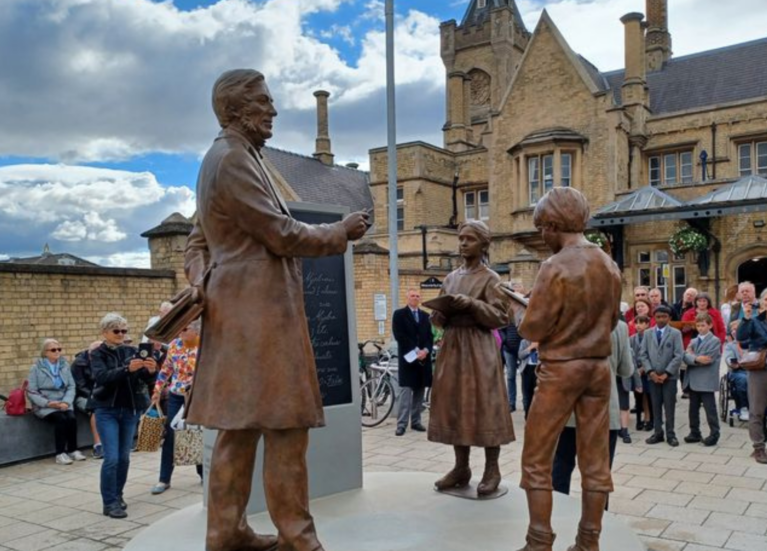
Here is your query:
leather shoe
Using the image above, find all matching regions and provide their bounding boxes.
[395,427,405,436]
[684,433,702,444]
[645,434,664,445]
[667,437,680,447]
[411,424,427,432]
[103,505,128,519]
[703,434,719,447]
[119,498,128,510]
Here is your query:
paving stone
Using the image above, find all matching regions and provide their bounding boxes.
[704,511,766,535]
[725,531,767,551]
[3,528,75,551]
[745,502,767,519]
[626,476,679,491]
[646,504,710,525]
[0,521,48,543]
[674,481,729,498]
[638,535,686,551]
[661,469,715,483]
[726,487,767,505]
[619,515,671,537]
[661,521,731,547]
[688,495,749,514]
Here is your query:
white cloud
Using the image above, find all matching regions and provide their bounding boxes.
[0,164,195,262]
[84,251,152,269]
[0,0,444,163]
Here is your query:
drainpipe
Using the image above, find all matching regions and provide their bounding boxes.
[419,225,428,270]
[711,122,717,179]
[449,168,459,228]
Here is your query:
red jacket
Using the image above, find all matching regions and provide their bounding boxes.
[681,307,726,349]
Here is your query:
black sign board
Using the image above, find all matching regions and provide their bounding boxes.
[420,276,443,289]
[292,208,352,407]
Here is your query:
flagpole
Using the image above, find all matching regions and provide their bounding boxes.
[385,0,399,317]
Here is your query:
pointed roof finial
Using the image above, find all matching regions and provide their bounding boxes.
[42,243,51,256]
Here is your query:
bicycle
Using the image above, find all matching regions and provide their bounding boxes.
[360,354,399,427]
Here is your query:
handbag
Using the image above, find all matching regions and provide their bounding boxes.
[135,404,165,452]
[740,349,767,371]
[174,426,203,466]
[1,380,28,416]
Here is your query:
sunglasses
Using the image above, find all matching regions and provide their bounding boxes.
[47,348,62,352]
[112,329,129,335]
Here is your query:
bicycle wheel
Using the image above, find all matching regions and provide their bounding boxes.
[361,378,395,428]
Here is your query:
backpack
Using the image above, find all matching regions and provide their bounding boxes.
[1,380,28,416]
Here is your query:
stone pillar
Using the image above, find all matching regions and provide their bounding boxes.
[621,13,646,96]
[141,212,193,291]
[444,71,472,152]
[620,12,650,190]
[645,0,672,71]
[313,90,334,166]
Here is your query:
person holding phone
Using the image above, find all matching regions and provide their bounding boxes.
[736,289,767,464]
[150,320,202,494]
[89,313,157,519]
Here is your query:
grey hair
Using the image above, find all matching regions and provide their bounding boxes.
[159,301,173,313]
[188,318,202,333]
[100,313,128,332]
[760,288,767,301]
[40,338,60,357]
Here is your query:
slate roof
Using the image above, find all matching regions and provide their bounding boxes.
[262,147,373,214]
[603,37,767,114]
[593,186,682,217]
[2,251,98,267]
[461,0,528,33]
[141,212,194,238]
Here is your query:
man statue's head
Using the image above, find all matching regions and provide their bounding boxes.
[533,187,590,253]
[212,69,278,146]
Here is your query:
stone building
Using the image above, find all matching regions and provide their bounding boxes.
[358,0,767,341]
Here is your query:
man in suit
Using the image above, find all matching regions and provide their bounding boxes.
[639,305,684,447]
[392,288,433,437]
[683,313,722,446]
[185,69,370,551]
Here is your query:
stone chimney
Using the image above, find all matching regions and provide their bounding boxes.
[620,13,647,105]
[141,212,194,290]
[620,12,650,190]
[313,90,334,166]
[645,0,672,71]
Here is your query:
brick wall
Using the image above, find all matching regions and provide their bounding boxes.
[0,264,176,394]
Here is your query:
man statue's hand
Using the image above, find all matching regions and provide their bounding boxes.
[189,285,205,305]
[343,211,371,241]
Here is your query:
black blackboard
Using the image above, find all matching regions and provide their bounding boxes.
[292,208,352,407]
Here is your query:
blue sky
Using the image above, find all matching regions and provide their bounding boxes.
[1,0,765,266]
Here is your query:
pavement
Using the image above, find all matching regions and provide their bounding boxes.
[0,398,765,551]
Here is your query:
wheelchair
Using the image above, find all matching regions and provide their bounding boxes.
[720,372,748,428]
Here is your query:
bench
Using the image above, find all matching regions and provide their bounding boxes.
[0,410,94,466]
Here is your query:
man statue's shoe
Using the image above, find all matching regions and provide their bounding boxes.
[517,527,556,551]
[395,427,406,436]
[645,434,664,445]
[411,423,427,432]
[684,433,702,444]
[667,436,680,447]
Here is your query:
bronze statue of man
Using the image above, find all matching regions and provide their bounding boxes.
[511,188,621,551]
[185,69,369,551]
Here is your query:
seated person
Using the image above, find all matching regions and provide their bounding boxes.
[71,341,104,458]
[27,339,86,465]
[724,321,749,421]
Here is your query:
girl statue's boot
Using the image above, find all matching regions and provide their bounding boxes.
[517,527,556,551]
[477,446,501,496]
[434,445,471,490]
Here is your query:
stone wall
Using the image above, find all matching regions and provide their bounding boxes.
[0,264,176,395]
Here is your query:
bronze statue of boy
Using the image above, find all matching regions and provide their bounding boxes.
[509,187,622,551]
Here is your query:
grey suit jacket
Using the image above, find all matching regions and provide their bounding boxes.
[639,325,684,379]
[683,333,722,392]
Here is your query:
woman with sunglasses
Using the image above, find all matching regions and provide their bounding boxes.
[89,313,157,519]
[27,339,86,465]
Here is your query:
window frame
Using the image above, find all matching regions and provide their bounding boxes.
[648,150,694,186]
[739,140,767,177]
[528,157,541,206]
[465,189,489,221]
[561,153,572,187]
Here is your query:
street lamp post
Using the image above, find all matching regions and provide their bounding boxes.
[385,0,399,315]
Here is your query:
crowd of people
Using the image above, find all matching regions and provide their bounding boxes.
[392,280,767,467]
[24,303,202,519]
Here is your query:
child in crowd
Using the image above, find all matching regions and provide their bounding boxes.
[639,305,684,447]
[723,321,749,421]
[683,313,722,446]
[518,339,539,420]
[630,315,652,431]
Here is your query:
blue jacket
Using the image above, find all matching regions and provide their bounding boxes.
[736,312,767,351]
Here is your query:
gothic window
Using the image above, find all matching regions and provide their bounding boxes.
[468,69,491,109]
[477,0,487,9]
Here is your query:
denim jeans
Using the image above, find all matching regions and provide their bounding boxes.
[95,407,139,508]
[728,370,749,411]
[503,350,519,409]
[160,393,201,484]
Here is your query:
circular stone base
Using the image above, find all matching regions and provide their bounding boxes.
[125,472,645,551]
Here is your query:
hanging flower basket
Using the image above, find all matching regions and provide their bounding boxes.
[585,231,608,249]
[669,226,708,256]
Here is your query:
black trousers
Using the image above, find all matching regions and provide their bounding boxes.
[552,426,618,508]
[650,378,677,439]
[521,365,538,420]
[44,410,78,454]
[688,390,720,438]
